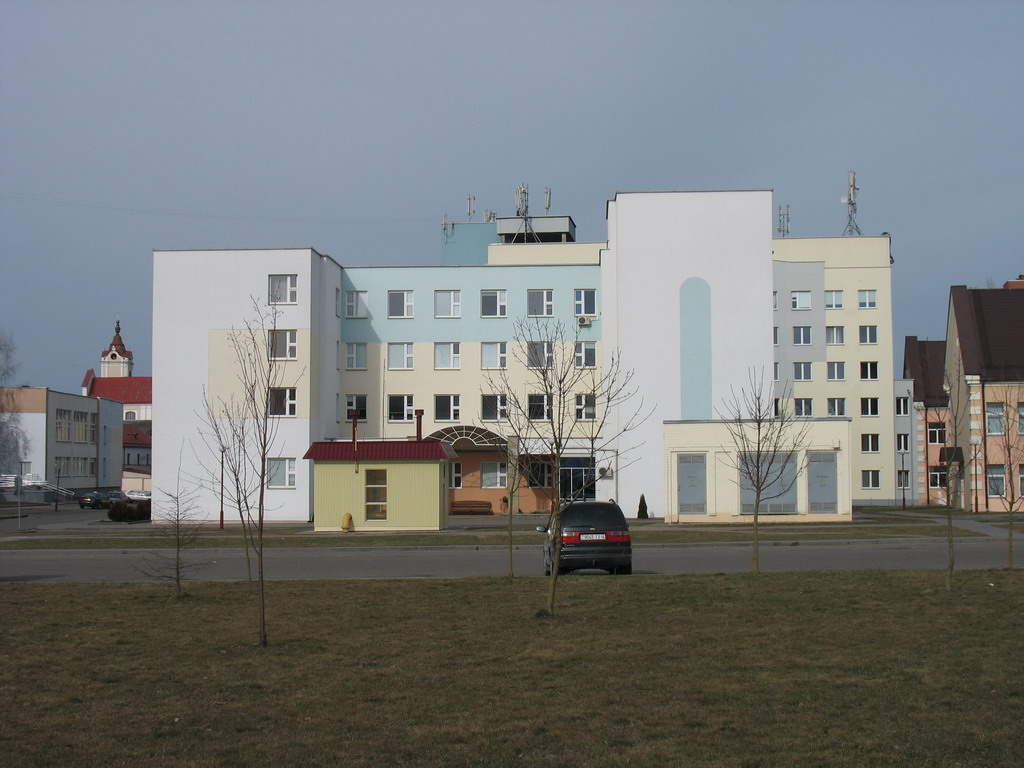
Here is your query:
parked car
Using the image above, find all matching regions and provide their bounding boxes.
[537,501,632,575]
[78,491,109,509]
[104,491,130,507]
[125,490,151,501]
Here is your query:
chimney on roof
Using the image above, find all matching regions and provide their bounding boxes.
[348,409,359,450]
[1003,275,1024,290]
[415,409,424,441]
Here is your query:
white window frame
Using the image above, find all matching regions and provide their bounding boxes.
[896,397,910,416]
[824,290,843,309]
[860,361,879,381]
[859,325,878,345]
[345,342,367,370]
[773,362,779,382]
[481,289,507,318]
[267,458,296,489]
[434,342,461,370]
[480,342,507,370]
[574,288,597,316]
[434,290,462,318]
[575,341,596,368]
[861,434,880,453]
[345,394,367,422]
[481,393,508,421]
[773,327,778,346]
[268,330,298,360]
[986,402,1005,435]
[825,326,845,345]
[387,395,414,422]
[927,422,946,444]
[388,290,414,318]
[527,289,554,317]
[527,342,554,370]
[861,397,879,417]
[896,433,909,453]
[791,291,811,310]
[576,393,596,420]
[794,362,812,381]
[858,289,877,309]
[861,469,880,489]
[794,398,813,417]
[827,362,845,381]
[434,394,460,422]
[481,461,508,489]
[827,398,846,417]
[528,393,552,421]
[929,465,947,489]
[987,464,1006,497]
[387,342,414,370]
[449,462,463,490]
[897,469,910,490]
[346,290,368,318]
[793,326,812,345]
[268,274,297,304]
[268,387,297,417]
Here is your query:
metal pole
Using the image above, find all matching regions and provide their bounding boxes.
[219,448,225,530]
[900,451,906,510]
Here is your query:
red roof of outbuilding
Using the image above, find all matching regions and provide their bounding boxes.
[304,440,457,461]
[87,376,153,405]
[123,424,152,448]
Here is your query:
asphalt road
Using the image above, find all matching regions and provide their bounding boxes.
[0,537,1017,582]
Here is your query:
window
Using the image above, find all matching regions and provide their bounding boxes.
[791,291,811,310]
[927,422,946,444]
[481,342,507,369]
[825,326,845,345]
[528,461,552,488]
[365,469,387,520]
[858,289,877,309]
[576,393,596,420]
[345,342,367,370]
[987,464,1006,497]
[528,394,551,421]
[336,341,341,371]
[388,290,414,318]
[434,394,460,422]
[828,398,846,416]
[434,290,461,318]
[345,395,367,421]
[434,342,461,370]
[860,361,878,380]
[928,466,947,489]
[449,463,462,490]
[861,397,879,417]
[55,409,71,441]
[268,274,297,304]
[825,290,843,309]
[575,341,596,368]
[1019,404,1024,435]
[773,398,781,417]
[794,362,812,381]
[827,362,845,381]
[861,470,880,489]
[267,458,296,488]
[481,289,507,317]
[481,394,508,421]
[793,326,812,345]
[896,397,910,416]
[574,288,596,316]
[897,469,910,490]
[387,395,414,422]
[527,289,554,317]
[334,288,342,318]
[481,462,507,489]
[387,342,414,370]
[527,342,553,369]
[773,362,779,382]
[346,290,368,318]
[773,291,778,310]
[896,433,909,453]
[861,434,880,453]
[794,398,813,417]
[986,402,1005,435]
[268,330,297,360]
[268,387,297,416]
[124,410,137,422]
[773,327,778,346]
[859,325,878,345]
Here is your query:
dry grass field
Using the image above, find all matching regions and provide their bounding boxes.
[2,570,1023,767]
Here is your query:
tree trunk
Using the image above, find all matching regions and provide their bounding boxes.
[945,507,954,591]
[752,495,761,574]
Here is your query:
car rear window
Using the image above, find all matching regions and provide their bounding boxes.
[561,503,627,528]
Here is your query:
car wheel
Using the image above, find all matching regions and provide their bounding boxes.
[616,563,633,575]
[79,502,86,508]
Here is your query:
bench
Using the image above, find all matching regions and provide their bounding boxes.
[451,500,494,515]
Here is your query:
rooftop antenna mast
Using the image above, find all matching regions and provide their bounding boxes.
[777,205,791,237]
[544,187,552,215]
[514,183,538,242]
[841,171,862,236]
[467,194,476,221]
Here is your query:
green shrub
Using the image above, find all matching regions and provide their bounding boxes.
[637,493,649,519]
[107,500,151,523]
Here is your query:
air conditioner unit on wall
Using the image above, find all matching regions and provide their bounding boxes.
[578,316,592,327]
[598,466,613,478]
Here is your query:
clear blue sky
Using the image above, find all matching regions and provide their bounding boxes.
[2,0,1021,390]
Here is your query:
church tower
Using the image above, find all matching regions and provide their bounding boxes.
[100,321,134,378]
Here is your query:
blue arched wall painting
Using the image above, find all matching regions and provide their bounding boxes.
[679,277,712,419]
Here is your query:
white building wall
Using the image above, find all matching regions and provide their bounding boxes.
[603,190,774,516]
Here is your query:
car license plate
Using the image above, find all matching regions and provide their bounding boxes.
[580,533,606,541]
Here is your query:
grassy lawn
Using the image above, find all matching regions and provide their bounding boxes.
[2,571,1022,767]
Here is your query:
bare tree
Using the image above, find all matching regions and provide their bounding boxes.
[719,370,810,574]
[143,453,204,598]
[0,330,30,474]
[483,318,646,613]
[198,302,300,647]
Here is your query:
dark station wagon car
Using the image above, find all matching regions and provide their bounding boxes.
[537,501,632,575]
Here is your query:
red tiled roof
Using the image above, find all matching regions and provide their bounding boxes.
[123,424,152,447]
[88,376,153,404]
[950,286,1024,380]
[304,440,458,461]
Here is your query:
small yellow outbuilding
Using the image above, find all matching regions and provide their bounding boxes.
[304,440,457,532]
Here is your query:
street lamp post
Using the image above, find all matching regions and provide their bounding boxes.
[970,435,981,514]
[900,450,907,510]
[219,447,225,530]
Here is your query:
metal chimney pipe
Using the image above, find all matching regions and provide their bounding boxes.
[415,409,424,441]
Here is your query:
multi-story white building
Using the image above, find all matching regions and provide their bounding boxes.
[151,189,896,523]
